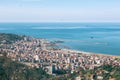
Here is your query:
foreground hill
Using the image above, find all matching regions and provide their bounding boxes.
[0,52,51,80]
[81,64,120,80]
[1,53,120,80]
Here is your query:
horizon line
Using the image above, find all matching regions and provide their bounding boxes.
[0,21,120,23]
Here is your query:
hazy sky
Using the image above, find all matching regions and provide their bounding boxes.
[0,0,120,22]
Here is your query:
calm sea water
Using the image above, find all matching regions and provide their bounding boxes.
[0,22,120,55]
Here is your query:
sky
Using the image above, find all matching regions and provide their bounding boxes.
[0,0,120,22]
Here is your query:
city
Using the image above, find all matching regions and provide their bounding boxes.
[1,35,120,79]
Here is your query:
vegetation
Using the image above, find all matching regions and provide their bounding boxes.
[54,69,67,75]
[79,64,120,80]
[0,52,51,80]
[0,33,23,44]
[0,52,69,80]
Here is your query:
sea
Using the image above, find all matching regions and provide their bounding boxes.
[0,22,120,55]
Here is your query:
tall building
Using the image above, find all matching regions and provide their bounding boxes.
[46,65,55,74]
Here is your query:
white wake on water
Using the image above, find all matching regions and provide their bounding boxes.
[31,26,87,29]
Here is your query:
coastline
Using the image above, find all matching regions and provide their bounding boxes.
[0,32,120,58]
[1,32,120,78]
[1,23,120,55]
[45,40,120,58]
[47,40,120,57]
[60,49,120,58]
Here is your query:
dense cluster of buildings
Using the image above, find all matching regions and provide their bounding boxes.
[0,36,120,75]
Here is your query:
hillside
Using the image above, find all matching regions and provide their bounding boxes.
[78,64,120,80]
[0,33,23,44]
[0,52,51,80]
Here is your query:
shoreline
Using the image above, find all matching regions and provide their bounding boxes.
[0,32,120,58]
[46,38,120,57]
[46,41,120,58]
[46,40,120,58]
[60,48,120,58]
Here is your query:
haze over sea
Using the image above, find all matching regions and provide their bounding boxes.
[0,22,120,55]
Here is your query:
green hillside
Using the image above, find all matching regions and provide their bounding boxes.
[0,33,23,44]
[0,52,51,80]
